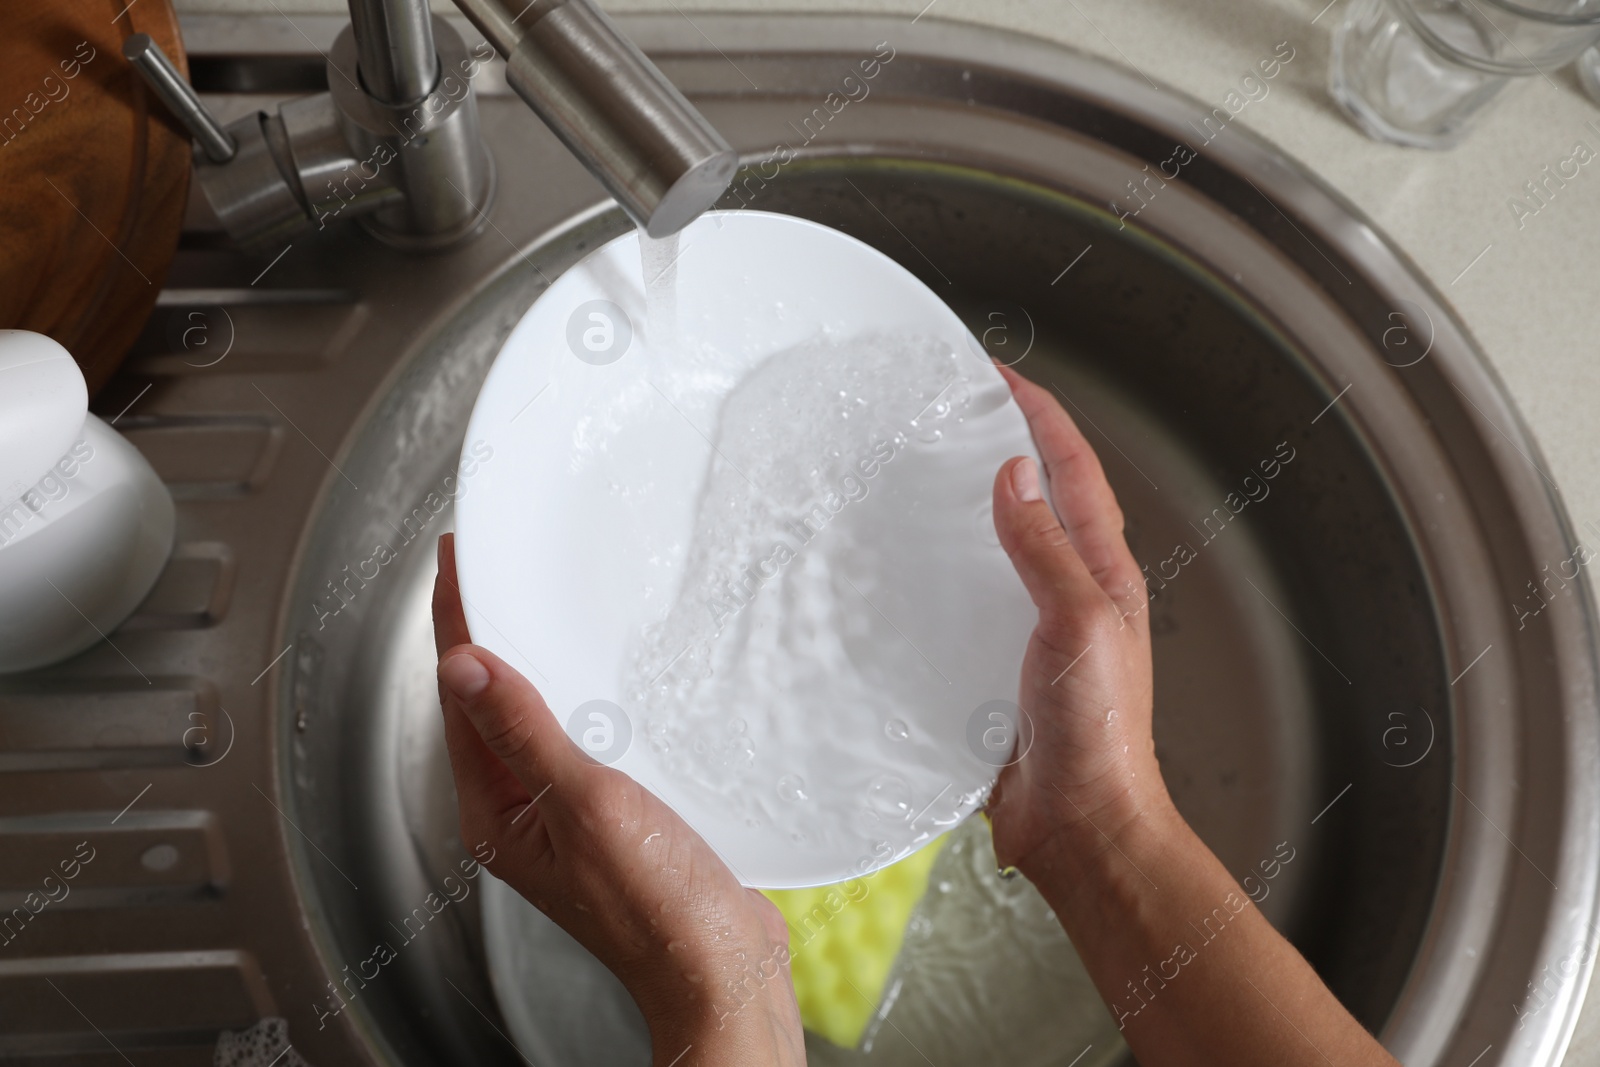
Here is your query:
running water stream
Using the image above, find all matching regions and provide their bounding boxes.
[640,231,680,346]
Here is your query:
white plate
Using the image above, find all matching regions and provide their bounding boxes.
[481,873,650,1067]
[456,210,1040,888]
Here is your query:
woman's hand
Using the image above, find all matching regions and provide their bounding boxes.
[984,365,1175,885]
[432,534,804,1067]
[985,368,1399,1067]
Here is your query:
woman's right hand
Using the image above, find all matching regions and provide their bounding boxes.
[985,367,1399,1067]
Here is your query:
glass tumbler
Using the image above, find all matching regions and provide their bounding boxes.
[1580,44,1600,99]
[1330,0,1600,148]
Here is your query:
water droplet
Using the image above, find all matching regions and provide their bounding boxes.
[777,774,808,802]
[1106,709,1118,724]
[729,718,747,735]
[866,775,913,820]
[884,718,911,742]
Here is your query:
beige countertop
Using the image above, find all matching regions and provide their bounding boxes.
[171,0,1600,1061]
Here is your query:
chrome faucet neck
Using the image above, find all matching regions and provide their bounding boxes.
[347,0,440,105]
[127,0,735,251]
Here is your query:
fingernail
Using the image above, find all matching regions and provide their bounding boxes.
[440,652,491,700]
[1012,457,1042,502]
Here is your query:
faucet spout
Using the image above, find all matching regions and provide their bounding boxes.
[129,0,735,249]
[451,0,738,237]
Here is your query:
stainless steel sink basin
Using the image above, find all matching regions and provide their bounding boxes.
[2,12,1596,1067]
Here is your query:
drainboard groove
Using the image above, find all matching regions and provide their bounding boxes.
[0,809,230,910]
[0,950,274,1048]
[113,415,284,498]
[0,679,222,772]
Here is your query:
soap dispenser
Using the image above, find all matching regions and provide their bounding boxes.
[0,330,175,673]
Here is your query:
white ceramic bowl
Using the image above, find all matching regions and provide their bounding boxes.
[456,210,1040,887]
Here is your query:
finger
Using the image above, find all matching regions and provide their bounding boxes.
[437,644,586,804]
[996,365,1142,599]
[440,682,534,825]
[434,537,535,825]
[992,456,1107,632]
[433,534,470,657]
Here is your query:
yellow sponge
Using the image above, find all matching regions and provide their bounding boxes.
[762,837,948,1048]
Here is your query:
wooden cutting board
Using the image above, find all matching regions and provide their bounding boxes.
[0,0,192,396]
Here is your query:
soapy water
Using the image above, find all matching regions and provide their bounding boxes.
[618,326,1011,867]
[213,1017,315,1067]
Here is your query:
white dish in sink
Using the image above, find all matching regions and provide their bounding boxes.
[455,210,1040,888]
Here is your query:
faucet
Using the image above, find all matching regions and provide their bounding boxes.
[125,0,737,249]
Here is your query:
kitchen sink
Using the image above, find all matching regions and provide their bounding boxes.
[1,12,1595,1067]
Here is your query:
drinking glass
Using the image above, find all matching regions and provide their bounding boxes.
[1330,0,1600,148]
[1580,44,1600,99]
